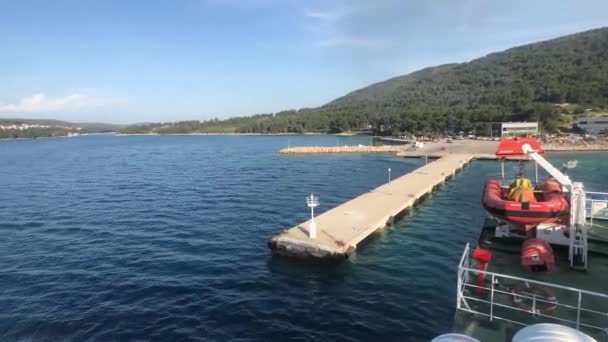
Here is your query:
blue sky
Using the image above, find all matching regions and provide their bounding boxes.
[0,0,607,123]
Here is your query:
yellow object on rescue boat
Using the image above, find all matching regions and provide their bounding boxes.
[508,178,535,202]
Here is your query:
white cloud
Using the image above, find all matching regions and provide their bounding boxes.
[0,93,98,113]
[315,36,391,48]
[304,5,388,48]
[304,8,348,22]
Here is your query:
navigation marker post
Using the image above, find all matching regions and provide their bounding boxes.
[388,168,392,183]
[306,193,319,239]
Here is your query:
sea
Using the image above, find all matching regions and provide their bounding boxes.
[0,135,606,341]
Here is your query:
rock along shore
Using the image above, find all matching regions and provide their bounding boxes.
[543,142,608,151]
[279,145,404,154]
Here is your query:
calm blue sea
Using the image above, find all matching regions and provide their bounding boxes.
[0,135,606,341]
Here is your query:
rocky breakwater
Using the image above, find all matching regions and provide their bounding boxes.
[279,145,405,154]
[543,142,608,151]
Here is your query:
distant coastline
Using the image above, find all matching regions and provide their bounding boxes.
[0,131,362,140]
[0,135,80,141]
[0,132,113,141]
[0,131,329,140]
[2,132,607,154]
[113,132,328,137]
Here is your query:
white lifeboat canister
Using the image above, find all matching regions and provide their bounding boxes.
[431,333,480,342]
[512,323,597,342]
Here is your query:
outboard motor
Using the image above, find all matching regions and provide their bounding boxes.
[521,238,555,273]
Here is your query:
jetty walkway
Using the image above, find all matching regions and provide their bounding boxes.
[279,145,404,154]
[268,153,474,260]
[280,140,526,160]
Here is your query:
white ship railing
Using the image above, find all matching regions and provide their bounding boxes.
[586,191,608,225]
[456,244,608,336]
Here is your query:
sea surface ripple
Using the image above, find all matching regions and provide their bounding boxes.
[0,135,605,341]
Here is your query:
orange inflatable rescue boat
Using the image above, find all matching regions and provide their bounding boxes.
[482,178,569,231]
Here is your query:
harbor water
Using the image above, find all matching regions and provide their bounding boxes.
[0,135,606,341]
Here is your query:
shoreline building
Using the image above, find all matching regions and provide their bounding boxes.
[501,122,539,137]
[576,116,608,134]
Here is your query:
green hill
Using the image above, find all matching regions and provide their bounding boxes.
[122,27,608,135]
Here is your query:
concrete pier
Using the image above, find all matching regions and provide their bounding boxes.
[279,145,405,154]
[397,151,527,160]
[268,154,474,260]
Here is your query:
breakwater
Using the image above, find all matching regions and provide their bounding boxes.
[279,145,405,154]
[543,142,608,151]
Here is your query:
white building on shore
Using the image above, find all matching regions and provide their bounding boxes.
[576,116,608,134]
[0,124,50,130]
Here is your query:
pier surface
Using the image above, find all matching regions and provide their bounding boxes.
[279,145,404,154]
[279,139,502,157]
[268,154,474,260]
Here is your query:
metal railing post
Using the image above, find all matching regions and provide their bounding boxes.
[590,199,594,226]
[569,225,574,267]
[532,294,537,316]
[577,292,582,330]
[457,253,464,309]
[457,270,461,309]
[490,274,495,321]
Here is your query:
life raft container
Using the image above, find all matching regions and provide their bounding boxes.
[511,281,558,315]
[482,178,569,231]
[521,238,555,273]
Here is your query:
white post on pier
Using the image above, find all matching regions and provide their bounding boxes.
[306,193,319,239]
[388,168,392,183]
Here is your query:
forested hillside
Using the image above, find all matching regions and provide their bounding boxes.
[121,27,608,135]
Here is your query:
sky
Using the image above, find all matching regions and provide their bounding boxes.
[0,0,607,124]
